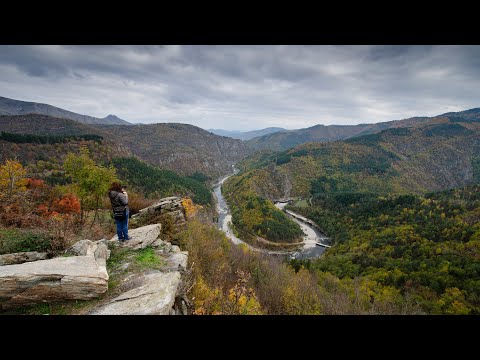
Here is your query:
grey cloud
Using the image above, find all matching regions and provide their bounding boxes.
[0,45,479,131]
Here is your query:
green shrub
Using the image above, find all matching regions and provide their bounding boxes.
[0,228,51,254]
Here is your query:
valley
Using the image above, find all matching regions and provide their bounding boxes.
[0,96,479,315]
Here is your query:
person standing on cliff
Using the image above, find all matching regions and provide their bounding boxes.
[108,182,130,242]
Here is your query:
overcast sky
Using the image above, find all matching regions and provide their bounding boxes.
[0,45,479,131]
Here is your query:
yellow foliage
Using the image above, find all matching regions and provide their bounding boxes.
[192,276,223,315]
[181,197,201,218]
[282,269,322,315]
[226,270,263,315]
[0,159,28,198]
[436,287,471,315]
[239,243,249,254]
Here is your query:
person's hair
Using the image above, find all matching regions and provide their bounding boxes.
[109,182,123,192]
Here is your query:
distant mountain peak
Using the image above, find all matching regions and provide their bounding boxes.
[103,114,121,120]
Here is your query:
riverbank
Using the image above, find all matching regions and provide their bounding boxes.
[213,170,329,259]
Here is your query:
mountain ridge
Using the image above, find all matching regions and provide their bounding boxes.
[0,114,249,179]
[0,95,131,125]
[246,108,480,152]
[243,120,480,198]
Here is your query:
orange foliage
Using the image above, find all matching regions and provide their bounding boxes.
[36,193,81,219]
[52,194,81,215]
[26,178,51,203]
[26,178,47,190]
[36,204,50,217]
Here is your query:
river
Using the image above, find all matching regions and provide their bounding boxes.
[213,169,330,259]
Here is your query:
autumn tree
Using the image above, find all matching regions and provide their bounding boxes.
[0,159,28,199]
[64,148,118,222]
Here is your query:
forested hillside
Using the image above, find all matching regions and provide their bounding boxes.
[236,119,480,199]
[111,157,211,205]
[288,185,480,314]
[222,174,303,246]
[0,137,131,186]
[0,114,250,179]
[223,117,480,243]
[0,133,211,205]
[94,123,248,178]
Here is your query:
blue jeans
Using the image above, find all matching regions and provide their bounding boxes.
[115,209,129,240]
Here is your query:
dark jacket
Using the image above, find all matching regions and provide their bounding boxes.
[109,190,129,212]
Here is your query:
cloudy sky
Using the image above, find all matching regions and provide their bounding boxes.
[0,45,479,131]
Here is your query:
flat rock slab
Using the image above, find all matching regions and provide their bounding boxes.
[110,224,161,250]
[0,251,48,266]
[0,256,108,309]
[91,272,181,315]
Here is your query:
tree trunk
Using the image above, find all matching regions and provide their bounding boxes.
[8,173,14,197]
[80,198,84,223]
[91,196,100,225]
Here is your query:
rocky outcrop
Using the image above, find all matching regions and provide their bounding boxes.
[165,209,186,225]
[109,223,161,250]
[86,234,190,315]
[131,197,187,230]
[0,256,109,309]
[152,238,172,253]
[0,216,189,314]
[166,252,188,270]
[67,240,111,267]
[90,272,181,315]
[132,197,184,218]
[0,237,111,310]
[0,251,48,266]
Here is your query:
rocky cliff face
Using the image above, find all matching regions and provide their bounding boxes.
[0,197,191,315]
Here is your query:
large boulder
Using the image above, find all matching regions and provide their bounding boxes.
[0,251,48,266]
[67,240,110,267]
[91,271,181,315]
[0,256,108,309]
[110,224,161,250]
[68,240,95,257]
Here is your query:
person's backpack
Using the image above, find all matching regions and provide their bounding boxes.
[113,206,126,220]
[112,192,127,220]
